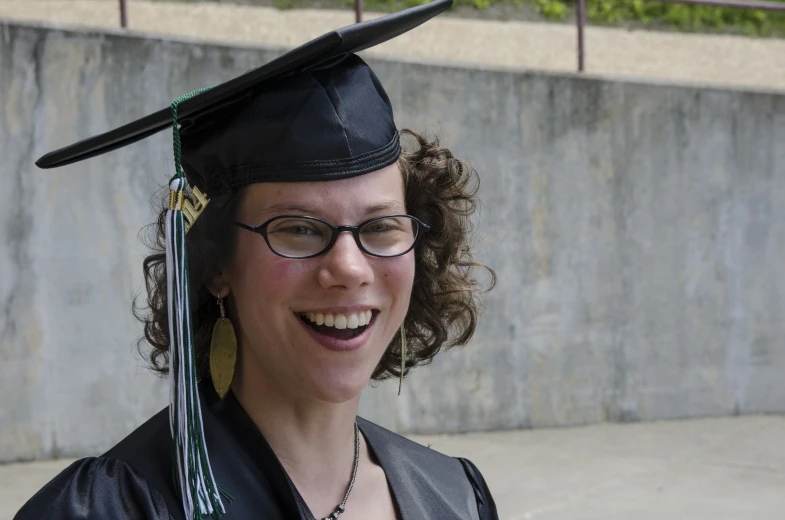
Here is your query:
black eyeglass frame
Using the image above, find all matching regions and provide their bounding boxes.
[233,214,431,259]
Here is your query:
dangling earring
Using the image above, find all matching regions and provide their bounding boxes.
[210,296,237,399]
[397,323,407,396]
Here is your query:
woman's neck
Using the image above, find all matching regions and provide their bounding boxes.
[230,359,363,512]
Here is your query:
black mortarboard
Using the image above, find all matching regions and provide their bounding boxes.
[179,53,401,194]
[37,0,453,193]
[35,2,453,520]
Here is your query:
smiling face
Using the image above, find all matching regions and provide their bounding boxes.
[219,163,414,404]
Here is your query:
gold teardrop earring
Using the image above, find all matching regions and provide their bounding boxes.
[209,296,237,399]
[398,323,407,396]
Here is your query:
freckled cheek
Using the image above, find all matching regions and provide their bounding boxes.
[233,240,312,303]
[263,259,313,293]
[377,255,416,298]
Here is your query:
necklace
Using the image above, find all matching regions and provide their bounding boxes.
[320,422,360,520]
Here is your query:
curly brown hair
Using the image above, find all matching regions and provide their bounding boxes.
[134,129,495,382]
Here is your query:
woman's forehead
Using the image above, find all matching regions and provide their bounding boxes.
[241,163,405,219]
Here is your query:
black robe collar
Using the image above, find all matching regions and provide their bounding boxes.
[212,391,479,520]
[99,389,480,520]
[15,388,495,520]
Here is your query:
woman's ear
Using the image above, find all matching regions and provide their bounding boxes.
[207,272,231,299]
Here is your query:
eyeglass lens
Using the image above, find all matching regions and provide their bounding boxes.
[266,216,419,258]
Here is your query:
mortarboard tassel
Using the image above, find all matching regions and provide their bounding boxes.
[165,90,226,520]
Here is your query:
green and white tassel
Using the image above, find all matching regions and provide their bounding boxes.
[166,90,225,520]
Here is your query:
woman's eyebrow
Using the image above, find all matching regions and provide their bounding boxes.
[262,203,314,214]
[260,201,403,216]
[363,201,404,214]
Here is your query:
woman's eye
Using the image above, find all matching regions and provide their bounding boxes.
[365,219,405,233]
[268,220,324,236]
[283,226,316,235]
[365,224,393,233]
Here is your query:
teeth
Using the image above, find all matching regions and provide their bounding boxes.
[334,315,348,329]
[358,310,373,326]
[303,311,375,330]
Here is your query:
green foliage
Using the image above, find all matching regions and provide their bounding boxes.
[534,0,569,19]
[357,0,785,36]
[362,0,528,12]
[581,0,785,35]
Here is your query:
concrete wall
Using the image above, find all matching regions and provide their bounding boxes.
[1,21,784,461]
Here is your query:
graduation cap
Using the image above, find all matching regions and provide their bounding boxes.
[36,1,452,518]
[37,0,453,188]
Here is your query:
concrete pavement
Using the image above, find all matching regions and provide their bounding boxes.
[2,415,784,519]
[1,0,785,92]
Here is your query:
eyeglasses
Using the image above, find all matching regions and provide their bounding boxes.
[233,214,431,259]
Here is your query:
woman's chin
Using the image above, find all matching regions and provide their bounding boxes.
[301,368,373,404]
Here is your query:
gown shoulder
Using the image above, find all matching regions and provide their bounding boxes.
[457,457,500,520]
[14,407,178,520]
[13,456,173,520]
[356,418,500,520]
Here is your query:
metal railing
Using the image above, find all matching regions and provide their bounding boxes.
[119,0,127,28]
[116,0,785,71]
[576,0,785,72]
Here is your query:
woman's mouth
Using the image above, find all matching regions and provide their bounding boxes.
[298,310,377,341]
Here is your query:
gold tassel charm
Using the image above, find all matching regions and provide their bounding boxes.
[398,323,407,396]
[182,186,209,233]
[210,297,237,399]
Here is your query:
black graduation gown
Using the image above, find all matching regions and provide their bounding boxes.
[14,390,498,520]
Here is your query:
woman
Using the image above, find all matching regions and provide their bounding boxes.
[16,1,497,519]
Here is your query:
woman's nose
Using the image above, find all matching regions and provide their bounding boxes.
[316,231,374,291]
